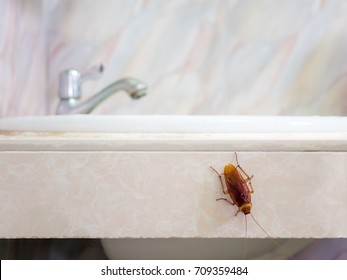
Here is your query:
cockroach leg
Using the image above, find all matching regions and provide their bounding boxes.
[210,166,229,194]
[245,178,254,194]
[235,209,241,216]
[234,152,240,166]
[216,198,241,216]
[216,197,235,206]
[237,164,253,184]
[234,153,254,193]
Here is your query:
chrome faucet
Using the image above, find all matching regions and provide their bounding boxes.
[56,64,147,114]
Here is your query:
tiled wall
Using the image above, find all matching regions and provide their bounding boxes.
[1,0,347,117]
[0,0,47,117]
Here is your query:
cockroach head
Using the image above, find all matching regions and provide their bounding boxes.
[240,203,252,215]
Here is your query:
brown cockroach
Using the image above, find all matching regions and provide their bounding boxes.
[210,152,273,257]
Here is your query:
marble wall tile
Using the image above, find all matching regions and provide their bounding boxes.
[46,0,225,115]
[46,0,347,116]
[1,0,347,116]
[0,0,47,117]
[226,0,347,116]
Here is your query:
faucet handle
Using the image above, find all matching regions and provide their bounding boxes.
[81,64,104,81]
[59,64,104,100]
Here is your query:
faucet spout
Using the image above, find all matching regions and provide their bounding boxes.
[56,77,147,115]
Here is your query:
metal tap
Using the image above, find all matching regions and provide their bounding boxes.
[56,64,147,114]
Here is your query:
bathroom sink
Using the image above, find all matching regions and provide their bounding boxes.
[0,115,346,152]
[0,115,346,259]
[0,114,346,133]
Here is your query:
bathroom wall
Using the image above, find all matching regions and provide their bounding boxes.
[46,0,347,115]
[1,0,347,116]
[46,0,226,115]
[0,0,47,117]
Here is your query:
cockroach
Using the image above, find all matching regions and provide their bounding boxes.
[210,152,274,258]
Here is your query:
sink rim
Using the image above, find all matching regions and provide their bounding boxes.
[0,115,346,133]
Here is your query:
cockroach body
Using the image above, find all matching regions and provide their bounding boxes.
[211,152,271,241]
[211,153,293,259]
[210,152,254,216]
